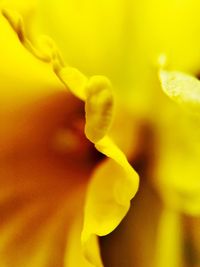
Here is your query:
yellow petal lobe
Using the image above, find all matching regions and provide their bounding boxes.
[57,67,88,101]
[82,136,139,266]
[85,76,114,143]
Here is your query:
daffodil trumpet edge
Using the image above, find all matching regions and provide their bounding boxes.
[1,8,139,267]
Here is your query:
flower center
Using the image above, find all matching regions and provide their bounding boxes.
[50,93,105,168]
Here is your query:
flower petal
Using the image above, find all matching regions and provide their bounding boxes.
[58,67,87,100]
[82,137,139,266]
[1,9,139,267]
[50,41,139,266]
[55,24,139,266]
[65,213,101,267]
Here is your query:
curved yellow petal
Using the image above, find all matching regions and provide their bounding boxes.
[43,18,139,266]
[56,62,139,267]
[57,57,139,266]
[81,137,139,266]
[83,158,138,236]
[1,8,139,267]
[66,215,102,267]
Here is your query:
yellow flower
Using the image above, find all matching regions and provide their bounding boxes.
[0,7,139,267]
[32,1,200,266]
[1,0,200,266]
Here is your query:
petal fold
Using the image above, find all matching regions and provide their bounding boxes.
[85,76,114,143]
